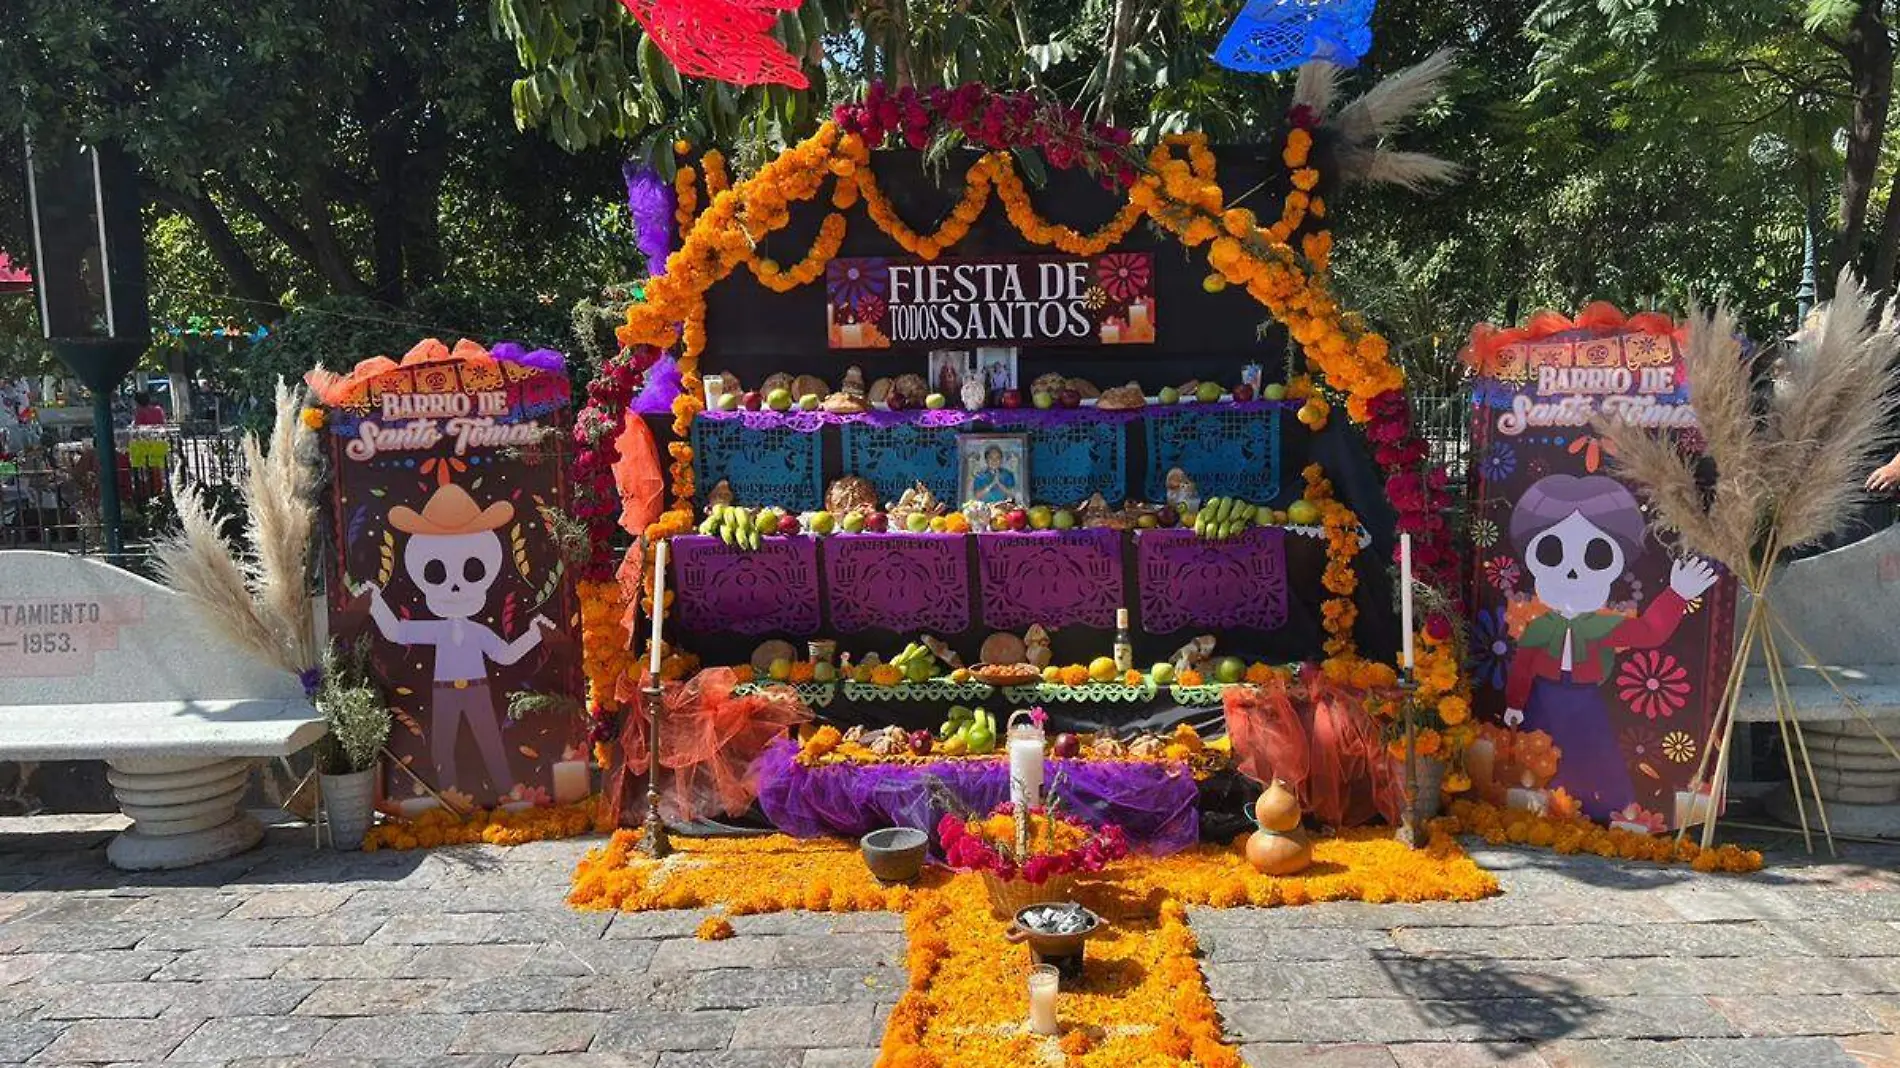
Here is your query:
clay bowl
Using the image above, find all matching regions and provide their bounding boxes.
[1004,902,1104,958]
[860,827,928,884]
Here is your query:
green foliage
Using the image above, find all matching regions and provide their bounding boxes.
[505,689,585,722]
[314,639,391,775]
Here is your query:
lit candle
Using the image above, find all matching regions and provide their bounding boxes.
[551,755,591,805]
[1008,724,1045,811]
[1027,964,1059,1035]
[650,538,668,677]
[1399,533,1414,671]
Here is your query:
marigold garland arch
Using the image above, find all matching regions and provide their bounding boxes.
[571,94,1464,754]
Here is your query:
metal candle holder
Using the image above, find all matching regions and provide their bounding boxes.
[1395,668,1422,849]
[637,682,671,858]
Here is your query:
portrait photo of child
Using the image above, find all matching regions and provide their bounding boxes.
[958,433,1030,506]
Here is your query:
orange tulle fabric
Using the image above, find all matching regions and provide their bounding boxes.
[1223,677,1402,827]
[604,667,812,825]
[612,413,665,536]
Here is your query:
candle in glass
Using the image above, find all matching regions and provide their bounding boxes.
[1027,964,1059,1035]
[1399,533,1414,670]
[1008,720,1045,811]
[649,538,668,676]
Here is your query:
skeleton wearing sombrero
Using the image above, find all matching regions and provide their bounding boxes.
[366,483,552,794]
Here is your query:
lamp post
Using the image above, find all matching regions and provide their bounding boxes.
[23,134,150,564]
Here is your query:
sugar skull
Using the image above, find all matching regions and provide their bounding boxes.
[1510,475,1645,616]
[404,531,503,620]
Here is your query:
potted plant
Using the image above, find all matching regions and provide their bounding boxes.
[313,644,391,850]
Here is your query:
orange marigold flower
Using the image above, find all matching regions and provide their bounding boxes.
[1178,668,1205,687]
[695,915,734,940]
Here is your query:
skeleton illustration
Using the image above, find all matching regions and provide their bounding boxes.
[366,483,552,794]
[1503,474,1718,820]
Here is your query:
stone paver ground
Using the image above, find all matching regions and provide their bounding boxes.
[2,814,1898,1067]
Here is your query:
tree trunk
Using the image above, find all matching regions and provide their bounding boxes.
[402,113,451,292]
[890,0,911,88]
[1829,0,1893,288]
[360,68,410,305]
[224,177,369,298]
[1870,164,1900,294]
[298,180,373,298]
[1099,0,1136,126]
[149,183,282,316]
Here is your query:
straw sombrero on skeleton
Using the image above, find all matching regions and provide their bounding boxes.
[388,483,514,536]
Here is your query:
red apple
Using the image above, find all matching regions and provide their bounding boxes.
[777,513,801,536]
[1156,505,1179,527]
[1057,388,1082,409]
[1231,383,1255,403]
[999,389,1023,409]
[865,511,889,533]
[742,391,763,411]
[1006,508,1030,531]
[908,730,934,756]
[1051,732,1081,759]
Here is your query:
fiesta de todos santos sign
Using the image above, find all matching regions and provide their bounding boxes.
[825,252,1156,349]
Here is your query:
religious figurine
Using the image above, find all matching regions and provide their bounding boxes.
[961,499,995,532]
[1022,624,1053,669]
[1165,468,1200,515]
[1169,634,1217,674]
[961,370,987,412]
[707,479,735,508]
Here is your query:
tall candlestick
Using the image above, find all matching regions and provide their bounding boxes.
[1399,533,1414,670]
[649,538,668,676]
[1027,964,1059,1035]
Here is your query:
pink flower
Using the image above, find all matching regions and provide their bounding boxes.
[1027,706,1047,728]
[1616,651,1691,720]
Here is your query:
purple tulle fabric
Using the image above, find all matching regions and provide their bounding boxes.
[633,353,684,414]
[752,739,1199,855]
[625,162,676,276]
[489,341,566,374]
[694,398,1300,432]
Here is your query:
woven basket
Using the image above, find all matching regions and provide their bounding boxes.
[982,871,1075,919]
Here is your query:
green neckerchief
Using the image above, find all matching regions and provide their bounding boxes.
[1517,610,1624,677]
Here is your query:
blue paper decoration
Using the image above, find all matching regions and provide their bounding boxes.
[1214,0,1375,74]
[691,418,824,510]
[1025,420,1126,505]
[1144,405,1282,502]
[841,422,960,505]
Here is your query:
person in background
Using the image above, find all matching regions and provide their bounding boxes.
[1868,449,1900,494]
[131,390,166,426]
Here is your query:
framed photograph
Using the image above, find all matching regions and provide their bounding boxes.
[958,432,1031,506]
[974,346,1018,395]
[927,350,973,399]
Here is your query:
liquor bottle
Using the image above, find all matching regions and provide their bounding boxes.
[1112,608,1134,673]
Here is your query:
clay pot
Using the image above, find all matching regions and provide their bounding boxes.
[1245,829,1312,876]
[1253,779,1301,833]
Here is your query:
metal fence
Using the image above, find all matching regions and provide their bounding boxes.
[1,425,249,567]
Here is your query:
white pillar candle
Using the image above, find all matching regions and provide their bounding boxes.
[1009,731,1045,811]
[1399,533,1414,671]
[1027,964,1059,1035]
[551,759,591,805]
[650,539,668,676]
[396,797,441,819]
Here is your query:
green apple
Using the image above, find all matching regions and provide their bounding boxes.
[904,511,932,533]
[1052,509,1077,530]
[1286,499,1321,526]
[716,392,740,411]
[811,661,837,683]
[1029,505,1054,530]
[810,511,836,535]
[1136,513,1159,528]
[1214,656,1246,684]
[1033,391,1055,410]
[1255,505,1276,526]
[766,388,793,411]
[842,512,867,534]
[1150,662,1176,686]
[925,392,947,409]
[1158,386,1180,405]
[1196,381,1223,404]
[755,509,781,535]
[768,657,793,680]
[798,393,820,411]
[1262,383,1287,401]
[905,658,934,683]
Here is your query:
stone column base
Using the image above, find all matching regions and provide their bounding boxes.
[104,755,263,870]
[1765,717,1900,839]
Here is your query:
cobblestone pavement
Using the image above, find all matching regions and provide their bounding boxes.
[2,816,1898,1067]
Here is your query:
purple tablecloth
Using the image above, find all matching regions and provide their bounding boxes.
[752,738,1199,854]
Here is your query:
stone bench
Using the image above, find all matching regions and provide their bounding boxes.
[1734,525,1900,836]
[0,551,327,869]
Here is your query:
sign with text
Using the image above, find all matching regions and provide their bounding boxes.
[1463,316,1736,832]
[825,253,1155,349]
[0,596,145,678]
[321,350,584,812]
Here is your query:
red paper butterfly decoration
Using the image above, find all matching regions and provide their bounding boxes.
[619,0,810,89]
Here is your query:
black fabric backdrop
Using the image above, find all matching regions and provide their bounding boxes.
[642,146,1403,731]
